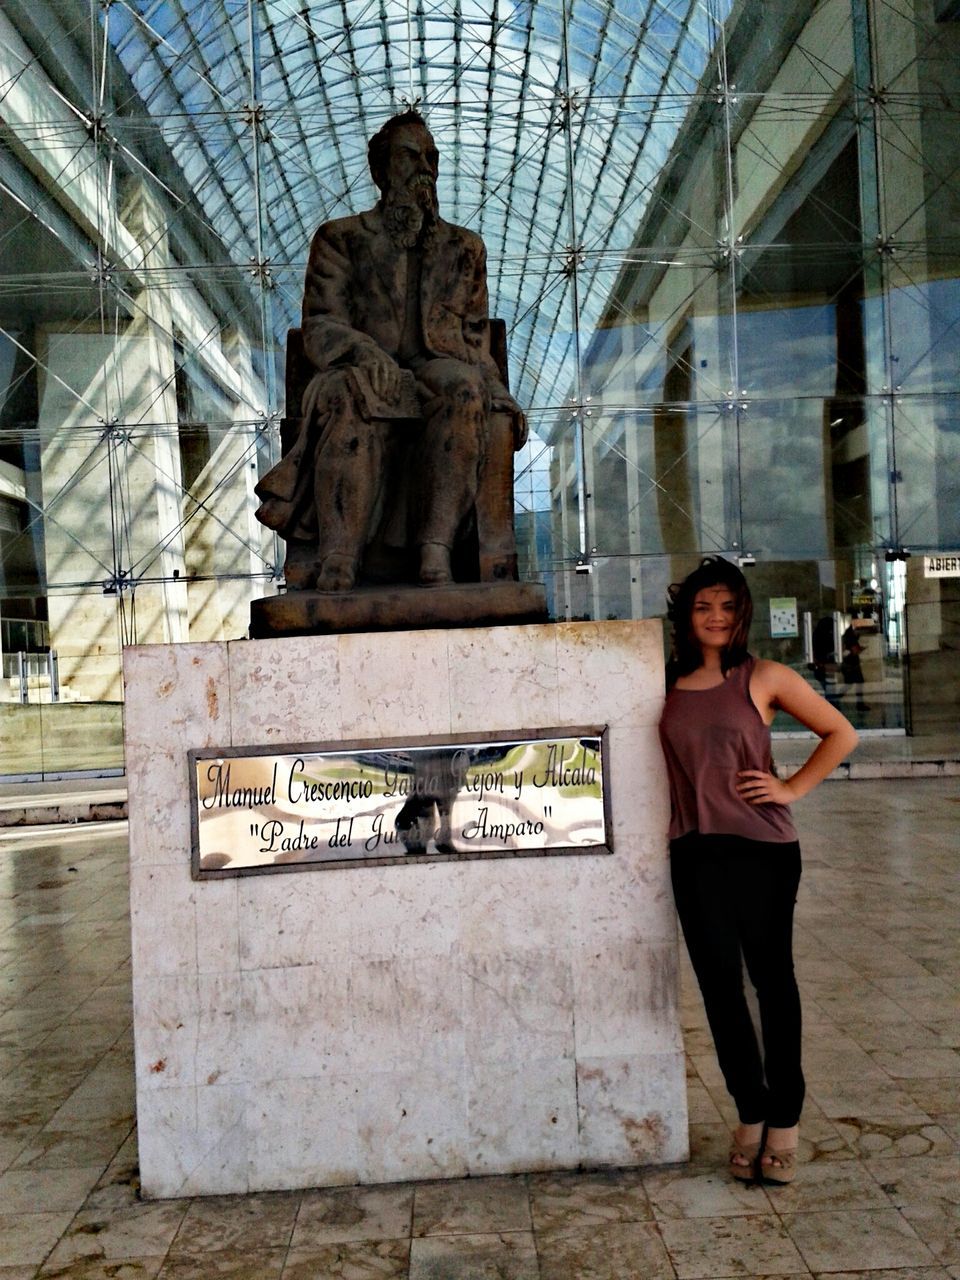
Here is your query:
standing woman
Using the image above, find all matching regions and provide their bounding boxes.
[659,557,858,1184]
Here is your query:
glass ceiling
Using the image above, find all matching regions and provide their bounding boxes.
[101,0,732,415]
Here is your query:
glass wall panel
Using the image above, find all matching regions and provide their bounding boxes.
[0,0,956,773]
[741,558,904,735]
[893,394,960,552]
[904,552,960,736]
[585,258,739,405]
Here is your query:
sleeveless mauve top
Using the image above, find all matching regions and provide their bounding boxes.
[658,656,798,843]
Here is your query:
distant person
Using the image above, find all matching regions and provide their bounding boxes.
[841,615,869,713]
[659,557,858,1185]
[810,615,840,704]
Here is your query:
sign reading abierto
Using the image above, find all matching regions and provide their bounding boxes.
[189,729,609,877]
[924,555,960,578]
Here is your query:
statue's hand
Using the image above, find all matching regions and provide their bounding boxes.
[356,348,402,404]
[513,408,528,450]
[491,389,527,447]
[495,394,527,449]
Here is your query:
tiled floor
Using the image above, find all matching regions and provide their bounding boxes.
[0,778,957,1279]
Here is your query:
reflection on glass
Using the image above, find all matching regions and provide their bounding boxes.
[1,0,957,773]
[193,734,608,876]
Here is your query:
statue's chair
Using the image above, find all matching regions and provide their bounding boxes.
[281,323,519,587]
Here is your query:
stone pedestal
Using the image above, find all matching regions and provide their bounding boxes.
[123,620,687,1198]
[250,580,548,638]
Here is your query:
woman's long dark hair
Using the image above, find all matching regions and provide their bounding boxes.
[666,556,753,686]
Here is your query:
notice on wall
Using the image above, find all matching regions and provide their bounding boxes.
[769,597,799,638]
[189,729,609,877]
[924,555,960,578]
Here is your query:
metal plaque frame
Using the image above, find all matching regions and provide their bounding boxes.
[188,725,611,878]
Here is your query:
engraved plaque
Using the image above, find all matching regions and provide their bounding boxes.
[189,728,609,877]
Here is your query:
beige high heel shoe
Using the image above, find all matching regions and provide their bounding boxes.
[728,1132,761,1183]
[760,1142,798,1186]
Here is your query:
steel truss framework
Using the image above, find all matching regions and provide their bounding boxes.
[0,0,957,706]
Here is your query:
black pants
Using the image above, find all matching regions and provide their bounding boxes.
[670,832,804,1128]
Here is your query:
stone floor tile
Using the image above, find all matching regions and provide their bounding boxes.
[791,1104,859,1164]
[282,1239,410,1279]
[813,991,930,1025]
[875,975,958,1002]
[684,1078,726,1125]
[37,1260,165,1279]
[292,1185,414,1247]
[835,1119,955,1159]
[2,774,958,1278]
[412,1176,531,1237]
[901,1081,960,1115]
[795,955,862,985]
[536,1219,675,1280]
[10,1120,132,1171]
[871,1050,960,1080]
[686,1122,733,1168]
[842,1021,944,1054]
[166,1191,301,1256]
[0,1129,38,1175]
[688,1051,726,1090]
[678,1024,714,1056]
[82,1141,142,1213]
[155,1249,287,1278]
[896,1205,960,1267]
[409,1230,538,1280]
[843,954,941,983]
[658,1212,807,1277]
[865,1154,960,1207]
[643,1165,771,1218]
[810,1269,951,1280]
[4,1090,75,1132]
[925,1020,960,1049]
[804,1038,892,1083]
[0,1164,104,1213]
[527,1168,650,1233]
[36,1020,130,1059]
[868,1159,960,1265]
[809,1080,934,1123]
[0,1210,77,1267]
[759,1159,893,1212]
[781,1209,935,1272]
[41,1201,191,1268]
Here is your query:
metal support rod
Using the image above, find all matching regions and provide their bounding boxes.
[246,0,277,413]
[559,0,589,562]
[48,650,60,703]
[715,17,744,556]
[851,0,899,547]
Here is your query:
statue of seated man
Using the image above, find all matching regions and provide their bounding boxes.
[255,110,526,592]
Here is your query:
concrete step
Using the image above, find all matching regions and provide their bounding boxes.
[0,780,127,827]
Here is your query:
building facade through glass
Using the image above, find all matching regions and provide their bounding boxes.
[0,0,957,776]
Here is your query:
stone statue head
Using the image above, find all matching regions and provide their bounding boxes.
[369,111,440,246]
[368,111,439,197]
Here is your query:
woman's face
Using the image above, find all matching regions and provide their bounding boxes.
[690,585,737,652]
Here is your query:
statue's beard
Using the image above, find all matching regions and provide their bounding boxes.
[382,177,438,249]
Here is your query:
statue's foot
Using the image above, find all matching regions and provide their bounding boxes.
[419,542,452,586]
[315,553,357,592]
[284,554,323,590]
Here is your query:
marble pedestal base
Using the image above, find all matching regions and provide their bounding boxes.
[123,620,686,1198]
